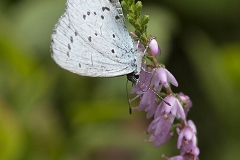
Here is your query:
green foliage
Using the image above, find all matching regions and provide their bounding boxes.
[122,0,149,44]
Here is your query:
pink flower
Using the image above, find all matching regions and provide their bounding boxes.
[177,120,197,150]
[147,114,174,147]
[178,92,192,115]
[130,64,152,95]
[128,55,199,159]
[155,68,178,88]
[180,146,200,160]
[176,120,199,160]
[137,89,158,119]
[130,65,159,118]
[155,96,186,120]
[162,155,184,160]
[148,36,161,55]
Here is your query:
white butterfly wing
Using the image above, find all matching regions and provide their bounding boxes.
[51,0,138,77]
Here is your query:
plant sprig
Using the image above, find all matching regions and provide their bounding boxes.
[121,0,150,45]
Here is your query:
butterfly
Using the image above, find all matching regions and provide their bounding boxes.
[51,0,144,82]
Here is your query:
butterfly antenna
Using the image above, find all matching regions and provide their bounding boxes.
[135,77,171,106]
[126,79,132,114]
[135,28,147,50]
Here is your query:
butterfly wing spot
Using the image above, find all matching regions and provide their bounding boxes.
[83,14,86,20]
[95,33,98,36]
[101,15,104,19]
[75,31,78,36]
[67,52,70,57]
[111,49,115,53]
[102,7,110,12]
[79,63,81,68]
[68,44,71,50]
[87,11,90,16]
[115,15,120,20]
[70,36,73,43]
[88,36,92,42]
[112,34,115,38]
[94,12,96,15]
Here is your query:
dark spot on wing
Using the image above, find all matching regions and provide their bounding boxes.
[102,7,110,11]
[115,15,120,20]
[88,36,92,42]
[75,31,78,36]
[67,52,70,57]
[101,15,104,19]
[79,63,81,68]
[112,34,115,38]
[94,12,96,15]
[68,44,71,50]
[83,14,86,20]
[95,33,97,36]
[87,11,90,15]
[70,36,73,43]
[111,49,115,53]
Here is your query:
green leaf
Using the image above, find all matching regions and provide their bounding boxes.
[141,15,150,25]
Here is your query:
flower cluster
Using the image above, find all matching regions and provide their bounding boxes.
[129,39,200,160]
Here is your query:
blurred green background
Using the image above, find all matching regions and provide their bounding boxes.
[0,0,240,159]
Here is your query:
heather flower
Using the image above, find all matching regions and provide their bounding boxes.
[178,92,192,115]
[130,32,160,56]
[188,146,200,160]
[162,155,184,160]
[163,119,199,160]
[177,120,197,150]
[164,146,199,160]
[176,120,199,160]
[155,95,186,120]
[163,147,199,160]
[145,95,186,147]
[148,36,161,55]
[130,65,152,95]
[138,89,158,118]
[180,146,200,160]
[127,23,199,159]
[130,65,158,118]
[178,128,196,152]
[187,120,197,134]
[147,114,175,147]
[150,130,173,147]
[155,67,178,88]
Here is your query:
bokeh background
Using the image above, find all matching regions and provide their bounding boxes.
[1,0,240,159]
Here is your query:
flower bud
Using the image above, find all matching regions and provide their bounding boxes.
[149,37,161,55]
